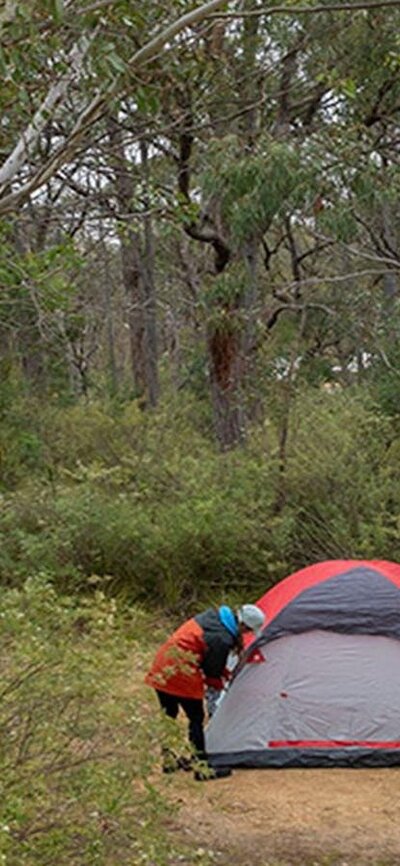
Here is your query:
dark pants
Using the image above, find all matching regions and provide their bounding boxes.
[155,689,206,758]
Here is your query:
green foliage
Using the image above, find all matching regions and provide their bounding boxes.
[203,268,250,332]
[0,387,398,608]
[0,227,89,403]
[0,391,48,487]
[0,397,280,602]
[317,201,359,243]
[366,342,400,416]
[203,137,314,244]
[278,388,398,564]
[0,576,191,866]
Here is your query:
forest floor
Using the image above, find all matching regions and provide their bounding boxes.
[158,760,400,865]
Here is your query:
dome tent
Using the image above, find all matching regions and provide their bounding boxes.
[206,560,400,769]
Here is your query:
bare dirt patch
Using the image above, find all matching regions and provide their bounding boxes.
[162,767,400,865]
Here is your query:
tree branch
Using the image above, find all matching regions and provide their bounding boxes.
[264,301,335,331]
[210,0,400,17]
[0,32,96,195]
[0,0,231,215]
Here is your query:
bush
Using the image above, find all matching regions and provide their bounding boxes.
[0,577,192,866]
[0,476,280,605]
[279,388,398,564]
[0,387,398,608]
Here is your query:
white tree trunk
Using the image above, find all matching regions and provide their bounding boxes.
[0,34,93,195]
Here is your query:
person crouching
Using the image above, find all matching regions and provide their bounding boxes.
[145,603,265,781]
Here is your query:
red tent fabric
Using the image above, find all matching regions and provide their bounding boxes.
[255,559,400,626]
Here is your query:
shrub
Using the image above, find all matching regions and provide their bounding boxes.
[0,577,192,866]
[0,387,398,607]
[279,388,397,564]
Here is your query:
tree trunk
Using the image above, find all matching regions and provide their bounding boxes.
[140,141,159,407]
[206,6,261,448]
[207,320,246,449]
[102,241,119,395]
[106,116,147,398]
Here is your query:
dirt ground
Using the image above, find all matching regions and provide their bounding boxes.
[161,767,400,865]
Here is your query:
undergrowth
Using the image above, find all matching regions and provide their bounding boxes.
[0,577,206,866]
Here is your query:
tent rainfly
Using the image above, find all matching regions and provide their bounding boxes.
[206,559,400,768]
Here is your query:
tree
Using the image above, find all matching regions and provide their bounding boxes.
[1,0,400,444]
[0,0,232,214]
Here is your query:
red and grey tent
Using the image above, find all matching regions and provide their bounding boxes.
[206,559,400,768]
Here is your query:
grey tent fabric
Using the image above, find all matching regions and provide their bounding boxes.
[259,567,400,645]
[206,630,400,768]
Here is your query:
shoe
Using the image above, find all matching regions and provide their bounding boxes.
[194,766,232,781]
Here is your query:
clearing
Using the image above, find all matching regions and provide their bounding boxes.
[160,765,400,865]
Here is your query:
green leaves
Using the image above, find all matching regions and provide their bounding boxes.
[51,0,64,22]
[318,201,358,243]
[135,85,160,115]
[204,137,314,244]
[0,577,178,865]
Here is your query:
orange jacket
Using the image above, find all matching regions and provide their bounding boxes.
[145,609,237,700]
